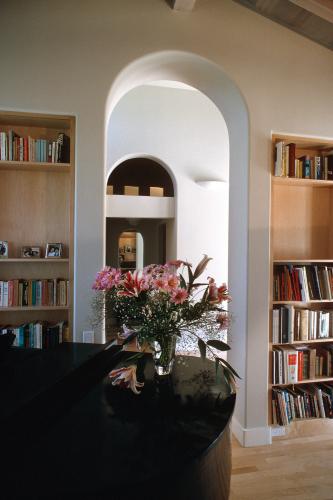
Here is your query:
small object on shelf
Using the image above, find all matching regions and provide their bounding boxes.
[21,246,41,258]
[0,241,8,258]
[45,242,63,258]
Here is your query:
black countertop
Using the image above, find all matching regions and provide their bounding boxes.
[1,344,235,500]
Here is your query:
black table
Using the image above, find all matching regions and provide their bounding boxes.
[1,343,235,500]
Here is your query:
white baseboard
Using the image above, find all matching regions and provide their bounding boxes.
[232,417,272,447]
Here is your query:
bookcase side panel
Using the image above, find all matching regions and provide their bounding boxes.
[272,185,332,260]
[0,170,70,258]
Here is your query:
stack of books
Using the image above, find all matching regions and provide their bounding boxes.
[0,279,69,307]
[274,141,333,180]
[0,131,70,163]
[0,321,69,349]
[272,383,333,425]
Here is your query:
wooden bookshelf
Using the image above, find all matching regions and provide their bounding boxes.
[273,338,333,346]
[0,258,69,263]
[0,161,70,172]
[272,376,333,387]
[0,306,70,311]
[0,111,75,341]
[269,133,333,428]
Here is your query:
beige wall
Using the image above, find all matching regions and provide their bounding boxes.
[1,0,333,444]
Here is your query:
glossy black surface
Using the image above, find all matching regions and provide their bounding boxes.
[1,345,235,500]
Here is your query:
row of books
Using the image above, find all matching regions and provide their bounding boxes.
[274,141,333,180]
[0,131,70,163]
[273,264,333,302]
[0,321,69,349]
[272,306,333,343]
[273,345,333,384]
[272,384,333,425]
[0,279,69,307]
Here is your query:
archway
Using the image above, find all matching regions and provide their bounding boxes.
[105,51,251,444]
[106,155,176,267]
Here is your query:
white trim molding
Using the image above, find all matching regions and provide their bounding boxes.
[232,417,272,447]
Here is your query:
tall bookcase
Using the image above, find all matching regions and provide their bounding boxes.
[0,111,75,341]
[270,134,333,428]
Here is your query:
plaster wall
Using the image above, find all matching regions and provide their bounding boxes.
[2,0,333,443]
[107,85,229,286]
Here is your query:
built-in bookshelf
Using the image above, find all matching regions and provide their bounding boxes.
[270,134,333,428]
[0,111,75,344]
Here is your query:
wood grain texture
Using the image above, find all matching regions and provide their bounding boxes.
[231,433,333,500]
[272,184,333,260]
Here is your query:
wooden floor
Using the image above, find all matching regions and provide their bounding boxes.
[230,433,333,500]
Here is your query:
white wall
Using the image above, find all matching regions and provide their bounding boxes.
[1,0,333,445]
[107,85,229,284]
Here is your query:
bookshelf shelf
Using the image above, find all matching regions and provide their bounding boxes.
[0,258,69,263]
[272,177,333,188]
[270,133,333,427]
[0,306,70,311]
[272,300,333,305]
[272,339,333,346]
[0,160,70,173]
[274,259,333,264]
[0,110,75,344]
[272,376,333,387]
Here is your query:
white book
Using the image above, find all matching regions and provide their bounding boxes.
[272,308,279,343]
[319,311,329,338]
[286,305,294,343]
[275,141,284,176]
[315,387,326,418]
[287,349,298,384]
[2,281,8,307]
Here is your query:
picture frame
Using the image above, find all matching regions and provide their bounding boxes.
[21,246,41,258]
[45,242,63,258]
[0,241,8,258]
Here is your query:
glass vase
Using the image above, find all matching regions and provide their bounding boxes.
[152,334,177,376]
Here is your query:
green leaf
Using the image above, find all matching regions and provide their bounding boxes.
[188,265,194,286]
[215,357,220,376]
[219,358,241,379]
[179,274,187,290]
[206,339,231,351]
[198,338,206,359]
[201,285,209,304]
[193,254,212,281]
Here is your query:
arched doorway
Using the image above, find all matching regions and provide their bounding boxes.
[104,51,253,445]
[105,156,175,268]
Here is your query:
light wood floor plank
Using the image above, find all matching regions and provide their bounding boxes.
[230,434,333,499]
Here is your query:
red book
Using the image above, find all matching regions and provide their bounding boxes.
[287,352,298,383]
[298,351,303,381]
[23,137,28,161]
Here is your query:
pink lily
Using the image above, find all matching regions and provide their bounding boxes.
[118,271,146,297]
[108,365,144,395]
[170,287,188,304]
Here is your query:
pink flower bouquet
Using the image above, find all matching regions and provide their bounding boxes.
[92,255,238,387]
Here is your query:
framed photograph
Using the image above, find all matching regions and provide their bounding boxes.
[0,241,8,258]
[21,246,41,258]
[45,243,63,258]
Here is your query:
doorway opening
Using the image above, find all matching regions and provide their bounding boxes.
[118,231,144,271]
